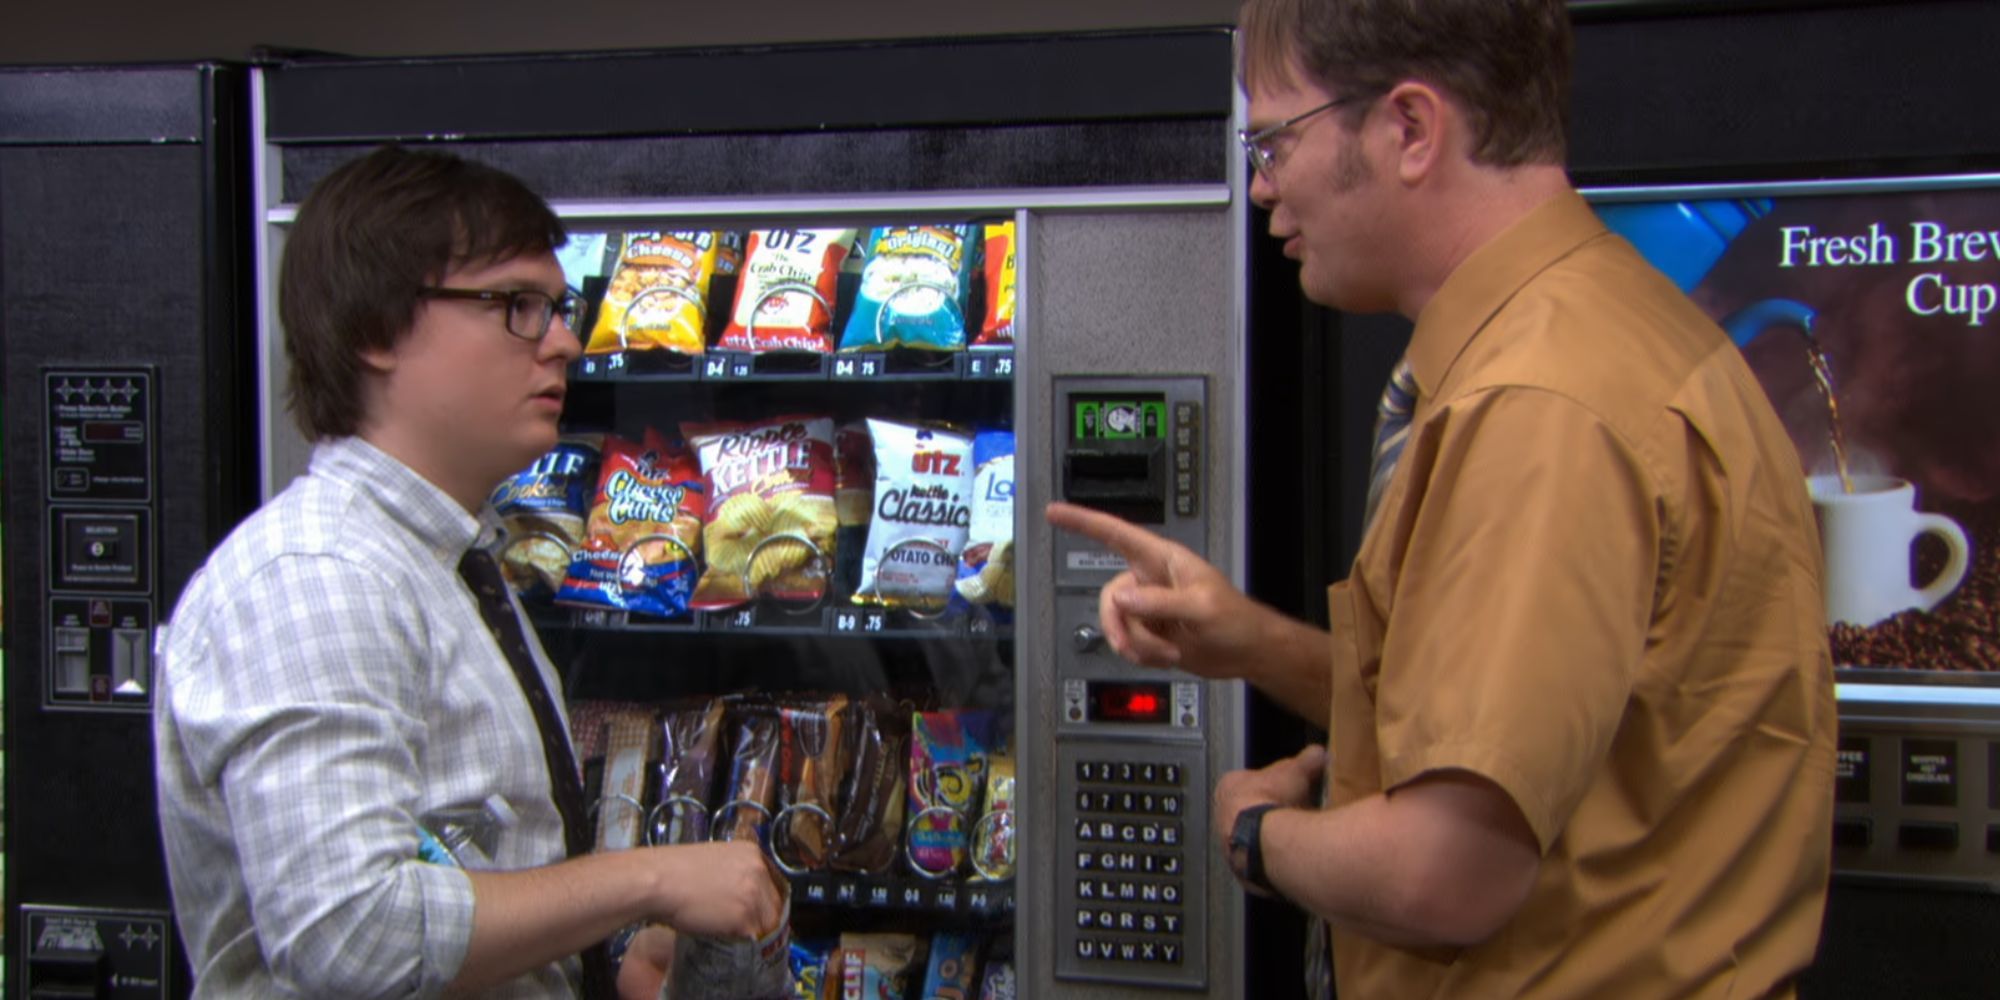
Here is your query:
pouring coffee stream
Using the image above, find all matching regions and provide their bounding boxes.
[1722,297,1852,494]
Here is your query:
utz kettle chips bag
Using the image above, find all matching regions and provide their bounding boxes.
[975,221,1016,346]
[838,226,974,352]
[720,228,854,354]
[586,231,723,356]
[686,416,839,609]
[856,419,974,612]
[555,431,706,618]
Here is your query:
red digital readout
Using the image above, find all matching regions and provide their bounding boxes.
[1089,682,1170,724]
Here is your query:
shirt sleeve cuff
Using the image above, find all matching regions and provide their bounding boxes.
[1380,741,1562,854]
[415,862,478,994]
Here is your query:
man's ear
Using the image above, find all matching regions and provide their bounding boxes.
[356,342,398,374]
[1381,80,1451,185]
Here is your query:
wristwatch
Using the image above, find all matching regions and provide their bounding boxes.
[1227,803,1282,896]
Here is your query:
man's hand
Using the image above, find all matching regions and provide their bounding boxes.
[1212,744,1328,851]
[1045,501,1272,679]
[652,841,786,939]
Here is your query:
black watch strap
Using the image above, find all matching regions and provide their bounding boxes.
[1229,803,1282,895]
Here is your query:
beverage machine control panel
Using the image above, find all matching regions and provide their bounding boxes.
[1052,376,1212,990]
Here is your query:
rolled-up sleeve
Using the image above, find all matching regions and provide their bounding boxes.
[170,552,475,998]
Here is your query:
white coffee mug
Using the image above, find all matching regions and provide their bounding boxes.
[1808,475,1970,626]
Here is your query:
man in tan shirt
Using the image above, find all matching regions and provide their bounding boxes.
[1047,0,1834,996]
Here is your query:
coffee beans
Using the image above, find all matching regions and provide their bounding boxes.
[1831,510,2000,672]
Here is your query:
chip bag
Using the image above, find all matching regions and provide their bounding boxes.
[855,419,974,613]
[586,231,723,356]
[686,416,838,610]
[720,229,854,353]
[975,221,1015,346]
[555,431,706,618]
[952,428,1015,617]
[838,226,974,352]
[491,436,602,597]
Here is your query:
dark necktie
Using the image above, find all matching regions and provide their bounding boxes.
[1362,355,1419,533]
[458,547,614,998]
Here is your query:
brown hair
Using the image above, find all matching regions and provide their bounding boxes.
[1238,0,1571,167]
[279,145,566,440]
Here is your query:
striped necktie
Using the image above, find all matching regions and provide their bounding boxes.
[1303,356,1421,1000]
[1362,356,1419,533]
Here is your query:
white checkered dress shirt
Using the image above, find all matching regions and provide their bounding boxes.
[155,436,577,998]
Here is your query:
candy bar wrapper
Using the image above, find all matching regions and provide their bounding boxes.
[594,710,659,852]
[718,699,783,843]
[653,698,725,845]
[772,696,851,872]
[834,933,926,1000]
[831,699,911,874]
[918,931,982,999]
[790,937,838,1000]
[969,755,1016,882]
[906,710,994,878]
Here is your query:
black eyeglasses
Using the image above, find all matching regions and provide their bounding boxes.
[1237,93,1376,183]
[419,287,582,341]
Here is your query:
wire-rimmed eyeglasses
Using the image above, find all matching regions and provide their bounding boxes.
[419,286,582,341]
[1237,93,1376,183]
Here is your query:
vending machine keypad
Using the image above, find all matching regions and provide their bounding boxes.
[1057,741,1208,988]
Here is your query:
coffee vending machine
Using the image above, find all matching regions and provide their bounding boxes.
[253,29,1254,997]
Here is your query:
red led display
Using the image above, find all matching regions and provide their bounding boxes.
[1088,682,1171,724]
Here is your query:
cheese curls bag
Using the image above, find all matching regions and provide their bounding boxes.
[720,228,854,353]
[490,435,602,597]
[839,226,974,352]
[686,416,838,609]
[952,428,1015,618]
[975,221,1016,346]
[586,231,722,355]
[555,431,707,618]
[856,419,974,612]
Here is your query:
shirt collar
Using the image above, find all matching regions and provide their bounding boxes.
[309,436,499,566]
[1405,189,1609,399]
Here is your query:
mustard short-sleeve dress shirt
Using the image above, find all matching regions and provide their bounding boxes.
[1325,191,1835,999]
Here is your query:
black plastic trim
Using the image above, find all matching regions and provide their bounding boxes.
[0,64,211,145]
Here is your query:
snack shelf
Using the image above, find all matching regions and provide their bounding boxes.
[572,347,1014,384]
[532,602,1014,642]
[790,870,1015,926]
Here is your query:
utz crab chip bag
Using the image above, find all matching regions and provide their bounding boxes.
[838,225,974,352]
[720,228,854,354]
[686,416,839,609]
[586,231,723,356]
[555,431,706,618]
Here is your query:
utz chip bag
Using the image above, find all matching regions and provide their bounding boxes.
[839,226,974,352]
[686,416,838,610]
[975,221,1015,346]
[556,431,706,618]
[952,429,1015,616]
[586,231,723,356]
[491,436,602,596]
[906,710,993,879]
[720,228,854,354]
[856,419,974,613]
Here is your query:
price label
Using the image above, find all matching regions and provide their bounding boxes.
[831,356,885,380]
[966,350,1015,380]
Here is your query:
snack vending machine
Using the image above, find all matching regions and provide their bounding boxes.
[254,29,1252,997]
[3,63,256,999]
